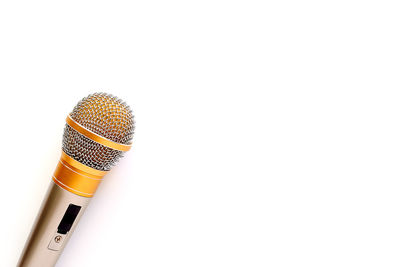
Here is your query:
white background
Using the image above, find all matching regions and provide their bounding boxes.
[0,1,399,266]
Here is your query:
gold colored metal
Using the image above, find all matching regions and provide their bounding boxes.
[52,152,108,197]
[18,93,134,267]
[60,151,106,177]
[17,182,91,267]
[66,115,132,152]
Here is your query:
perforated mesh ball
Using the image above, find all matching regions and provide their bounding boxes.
[62,93,134,171]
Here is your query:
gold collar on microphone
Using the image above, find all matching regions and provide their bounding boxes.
[53,115,132,197]
[53,152,108,197]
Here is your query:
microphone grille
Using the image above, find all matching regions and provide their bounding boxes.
[62,93,135,171]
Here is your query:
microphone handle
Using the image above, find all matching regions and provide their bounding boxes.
[17,181,91,267]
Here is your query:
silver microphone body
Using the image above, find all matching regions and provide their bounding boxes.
[18,182,90,266]
[17,93,134,267]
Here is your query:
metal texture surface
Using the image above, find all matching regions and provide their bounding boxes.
[52,151,107,197]
[63,92,135,171]
[17,183,90,267]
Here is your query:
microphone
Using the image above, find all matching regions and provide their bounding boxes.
[17,93,135,267]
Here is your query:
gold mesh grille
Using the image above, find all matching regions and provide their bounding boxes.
[62,93,135,171]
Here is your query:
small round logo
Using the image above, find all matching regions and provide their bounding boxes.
[54,235,62,243]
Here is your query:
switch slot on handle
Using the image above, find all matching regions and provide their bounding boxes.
[58,204,81,234]
[48,204,81,251]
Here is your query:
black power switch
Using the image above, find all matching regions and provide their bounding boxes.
[57,204,81,235]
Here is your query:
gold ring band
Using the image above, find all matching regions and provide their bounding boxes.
[52,152,108,197]
[66,115,132,152]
